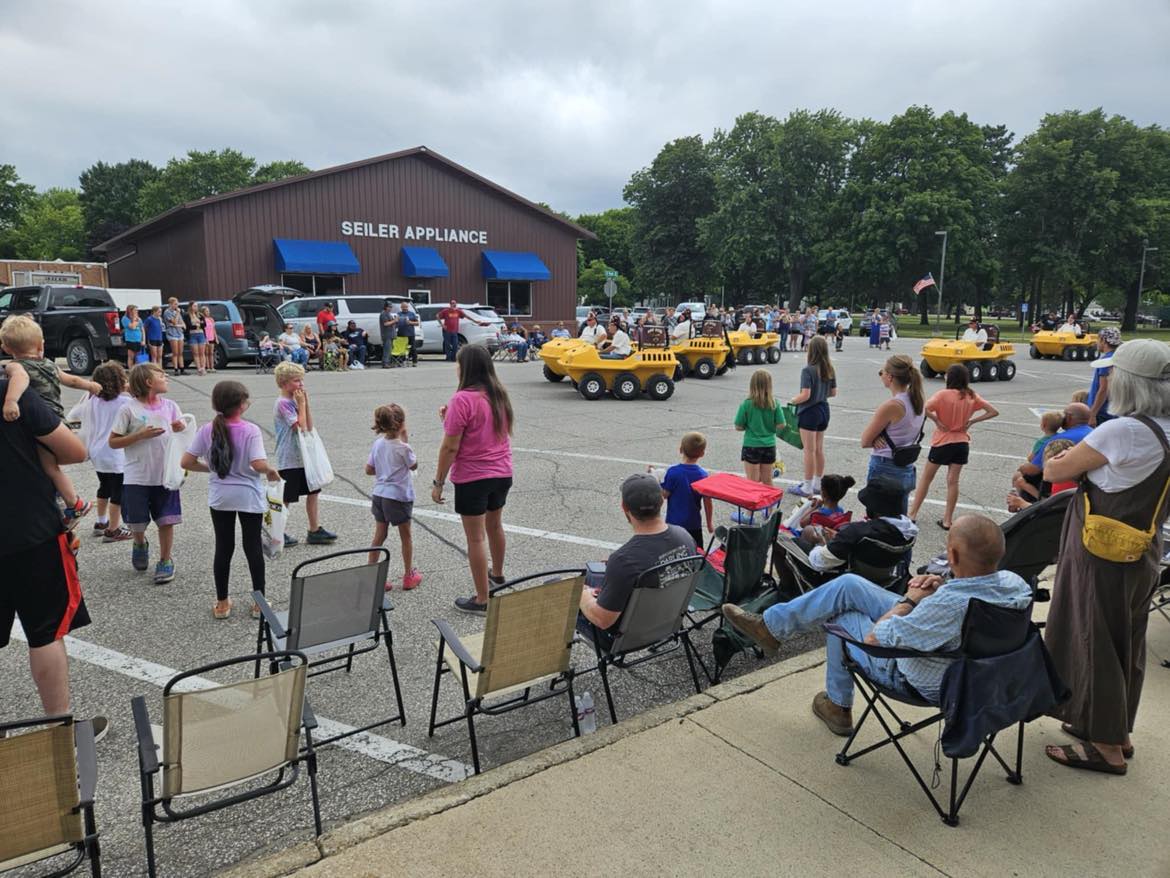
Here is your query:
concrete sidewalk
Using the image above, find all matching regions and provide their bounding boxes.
[223,618,1170,878]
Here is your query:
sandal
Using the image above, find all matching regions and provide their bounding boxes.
[212,601,232,620]
[937,520,951,531]
[1061,723,1134,759]
[1044,742,1127,775]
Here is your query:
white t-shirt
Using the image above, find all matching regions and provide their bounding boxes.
[186,419,267,513]
[962,328,988,344]
[279,332,302,349]
[87,393,131,473]
[580,324,606,346]
[738,321,756,334]
[1082,415,1170,492]
[671,319,691,341]
[607,329,632,356]
[369,436,417,501]
[111,397,183,486]
[1057,323,1079,335]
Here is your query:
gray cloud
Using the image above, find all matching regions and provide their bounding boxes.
[2,0,1167,215]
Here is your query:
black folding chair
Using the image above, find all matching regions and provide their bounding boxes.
[824,599,1066,826]
[579,555,705,723]
[776,532,916,594]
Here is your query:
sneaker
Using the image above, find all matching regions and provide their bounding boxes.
[63,498,92,530]
[812,691,854,737]
[90,715,109,744]
[787,484,812,498]
[454,596,488,615]
[402,569,423,590]
[488,573,506,586]
[721,603,781,655]
[306,526,338,545]
[132,540,150,572]
[153,559,175,585]
[283,532,299,548]
[102,526,133,543]
[91,521,109,536]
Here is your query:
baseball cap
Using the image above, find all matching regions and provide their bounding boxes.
[857,476,905,518]
[1094,338,1170,377]
[621,473,663,517]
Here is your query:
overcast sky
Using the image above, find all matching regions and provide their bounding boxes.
[3,0,1168,216]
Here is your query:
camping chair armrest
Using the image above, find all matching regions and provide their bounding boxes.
[74,719,98,807]
[301,698,319,733]
[131,695,159,774]
[252,590,288,639]
[489,567,588,597]
[433,619,483,672]
[823,623,960,660]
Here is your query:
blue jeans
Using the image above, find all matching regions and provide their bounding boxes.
[381,335,397,366]
[443,330,460,361]
[511,341,529,361]
[349,343,367,365]
[866,455,916,515]
[286,348,308,366]
[762,573,909,708]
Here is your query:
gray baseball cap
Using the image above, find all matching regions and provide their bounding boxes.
[621,473,663,517]
[1093,337,1170,378]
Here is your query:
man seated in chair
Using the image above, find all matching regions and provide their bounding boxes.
[579,473,695,649]
[724,515,1032,737]
[598,317,632,359]
[777,476,918,591]
[961,318,988,347]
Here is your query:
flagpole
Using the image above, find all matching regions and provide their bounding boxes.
[934,230,948,333]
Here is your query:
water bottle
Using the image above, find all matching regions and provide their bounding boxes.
[576,691,597,734]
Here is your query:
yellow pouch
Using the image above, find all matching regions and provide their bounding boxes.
[1081,477,1170,563]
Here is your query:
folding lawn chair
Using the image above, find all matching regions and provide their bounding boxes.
[825,599,1068,826]
[777,532,916,595]
[579,554,705,723]
[428,569,585,774]
[131,652,321,878]
[253,548,406,748]
[0,715,101,877]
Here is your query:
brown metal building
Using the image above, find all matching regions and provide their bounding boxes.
[94,146,593,324]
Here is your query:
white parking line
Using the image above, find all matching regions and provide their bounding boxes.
[11,627,473,783]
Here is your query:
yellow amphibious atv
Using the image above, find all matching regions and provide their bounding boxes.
[560,326,679,401]
[658,319,733,379]
[539,337,592,382]
[1029,330,1100,361]
[726,329,782,366]
[919,323,1017,382]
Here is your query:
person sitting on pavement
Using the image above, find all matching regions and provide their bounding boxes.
[342,320,369,369]
[724,515,1033,736]
[777,475,918,591]
[551,321,571,339]
[1011,402,1093,501]
[961,318,988,346]
[579,312,607,348]
[579,473,696,650]
[670,308,693,343]
[598,317,632,359]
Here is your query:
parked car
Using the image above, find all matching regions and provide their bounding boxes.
[277,295,425,358]
[0,284,121,374]
[416,303,502,353]
[675,301,707,322]
[817,309,853,333]
[858,309,897,336]
[576,305,611,334]
[178,290,287,369]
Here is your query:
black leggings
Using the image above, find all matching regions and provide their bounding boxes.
[210,509,265,601]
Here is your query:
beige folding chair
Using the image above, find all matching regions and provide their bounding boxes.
[131,652,320,878]
[0,715,100,877]
[427,569,585,773]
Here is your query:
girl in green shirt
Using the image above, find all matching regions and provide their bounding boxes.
[734,369,786,486]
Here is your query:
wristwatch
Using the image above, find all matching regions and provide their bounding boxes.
[898,595,918,608]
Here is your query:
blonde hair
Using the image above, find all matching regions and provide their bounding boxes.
[128,362,165,399]
[806,335,835,382]
[0,314,44,355]
[1040,411,1064,434]
[748,369,774,410]
[274,361,305,387]
[1069,389,1089,404]
[372,403,406,437]
[680,431,707,458]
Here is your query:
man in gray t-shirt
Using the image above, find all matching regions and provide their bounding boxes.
[579,473,696,646]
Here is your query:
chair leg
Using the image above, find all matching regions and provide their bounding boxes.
[1013,720,1025,783]
[254,620,266,679]
[465,701,481,775]
[85,804,102,878]
[427,640,445,737]
[681,633,703,694]
[344,643,356,673]
[382,617,407,726]
[140,771,158,878]
[597,657,618,725]
[306,749,323,836]
[567,674,582,737]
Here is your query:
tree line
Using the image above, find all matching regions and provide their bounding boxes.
[576,107,1169,331]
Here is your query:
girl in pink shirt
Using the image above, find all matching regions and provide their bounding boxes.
[432,345,514,614]
[908,363,999,529]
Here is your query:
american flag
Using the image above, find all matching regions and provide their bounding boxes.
[913,273,936,295]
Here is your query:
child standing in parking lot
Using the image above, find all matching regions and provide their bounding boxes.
[366,403,421,590]
[272,362,337,546]
[657,431,714,548]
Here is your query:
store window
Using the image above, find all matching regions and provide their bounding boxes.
[281,274,345,295]
[408,289,431,304]
[485,281,532,317]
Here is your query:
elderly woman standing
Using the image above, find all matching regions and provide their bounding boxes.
[860,354,926,515]
[1043,339,1170,775]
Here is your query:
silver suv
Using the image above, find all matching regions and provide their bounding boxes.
[276,295,425,353]
[416,303,503,353]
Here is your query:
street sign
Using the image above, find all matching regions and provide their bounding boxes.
[604,270,618,279]
[1021,302,1029,314]
[603,279,617,300]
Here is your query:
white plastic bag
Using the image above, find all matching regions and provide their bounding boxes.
[297,428,334,491]
[784,498,813,532]
[261,481,288,560]
[162,414,198,491]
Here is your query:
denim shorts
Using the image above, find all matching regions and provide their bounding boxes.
[121,484,182,528]
[189,331,206,345]
[866,455,916,514]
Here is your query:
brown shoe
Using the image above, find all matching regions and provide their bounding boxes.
[721,604,780,655]
[812,691,854,736]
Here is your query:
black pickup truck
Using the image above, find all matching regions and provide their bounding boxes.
[0,285,121,374]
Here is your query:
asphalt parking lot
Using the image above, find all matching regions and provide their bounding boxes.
[0,337,1094,876]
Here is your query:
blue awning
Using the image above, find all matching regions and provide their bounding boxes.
[481,250,551,281]
[273,238,360,274]
[401,246,450,278]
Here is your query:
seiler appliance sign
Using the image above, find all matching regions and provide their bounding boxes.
[340,220,487,245]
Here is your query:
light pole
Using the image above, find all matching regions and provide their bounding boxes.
[1138,242,1158,323]
[934,230,948,332]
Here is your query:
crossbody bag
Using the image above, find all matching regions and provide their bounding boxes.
[879,418,926,467]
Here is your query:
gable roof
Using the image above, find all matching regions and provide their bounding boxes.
[94,145,595,253]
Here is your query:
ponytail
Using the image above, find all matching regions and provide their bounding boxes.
[883,354,924,415]
[208,380,250,479]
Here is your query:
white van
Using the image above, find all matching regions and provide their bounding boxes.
[416,303,504,353]
[675,301,707,321]
[276,295,425,353]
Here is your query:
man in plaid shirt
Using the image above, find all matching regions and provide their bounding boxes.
[723,515,1032,736]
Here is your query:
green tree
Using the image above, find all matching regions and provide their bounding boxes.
[78,158,160,255]
[623,135,715,301]
[578,258,633,307]
[576,207,637,279]
[10,188,85,260]
[136,148,258,220]
[0,164,36,257]
[253,160,312,184]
